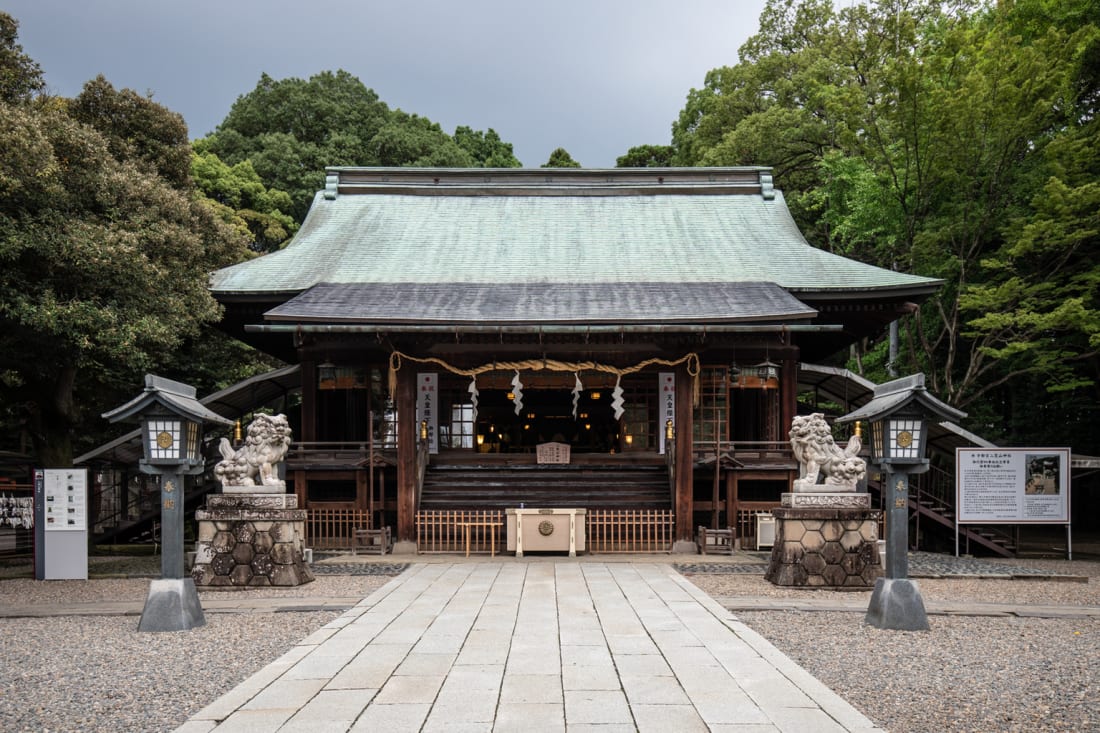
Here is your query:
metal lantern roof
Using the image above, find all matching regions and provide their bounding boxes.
[836,374,966,426]
[102,375,234,427]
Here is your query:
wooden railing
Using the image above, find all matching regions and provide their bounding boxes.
[415,508,676,554]
[692,440,792,464]
[417,509,504,553]
[286,441,373,467]
[305,508,373,549]
[586,509,675,553]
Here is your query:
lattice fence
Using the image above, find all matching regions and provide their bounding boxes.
[585,509,675,553]
[416,509,504,554]
[734,502,781,550]
[306,508,373,550]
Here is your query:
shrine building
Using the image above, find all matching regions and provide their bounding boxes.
[209,167,940,553]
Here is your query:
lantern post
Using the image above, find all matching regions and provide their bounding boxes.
[838,374,965,630]
[103,375,232,631]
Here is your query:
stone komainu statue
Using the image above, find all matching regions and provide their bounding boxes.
[789,413,865,492]
[214,413,292,489]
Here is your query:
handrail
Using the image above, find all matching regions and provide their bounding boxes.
[690,440,792,460]
[287,441,373,456]
[912,464,1017,555]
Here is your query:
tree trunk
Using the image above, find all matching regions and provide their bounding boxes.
[26,364,77,467]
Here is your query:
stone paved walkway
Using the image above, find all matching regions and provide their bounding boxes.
[175,562,883,732]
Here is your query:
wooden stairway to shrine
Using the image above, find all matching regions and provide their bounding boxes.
[418,463,671,512]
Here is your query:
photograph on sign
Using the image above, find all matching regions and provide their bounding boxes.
[956,448,1070,524]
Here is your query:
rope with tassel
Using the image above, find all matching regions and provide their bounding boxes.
[389,351,701,406]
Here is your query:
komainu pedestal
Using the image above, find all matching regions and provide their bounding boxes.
[191,492,314,588]
[764,495,882,588]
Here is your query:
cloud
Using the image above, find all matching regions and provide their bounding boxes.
[6,0,766,166]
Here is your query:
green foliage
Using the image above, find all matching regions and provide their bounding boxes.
[453,126,521,168]
[201,70,523,220]
[616,144,674,168]
[0,54,251,463]
[669,0,1100,448]
[366,111,472,167]
[191,148,297,252]
[542,147,581,168]
[0,12,42,104]
[68,76,192,189]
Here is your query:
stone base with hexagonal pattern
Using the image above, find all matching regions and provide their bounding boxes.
[190,492,314,588]
[764,507,883,587]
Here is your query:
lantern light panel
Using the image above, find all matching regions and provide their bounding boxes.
[887,417,922,461]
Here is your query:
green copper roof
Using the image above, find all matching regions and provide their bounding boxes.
[209,168,939,298]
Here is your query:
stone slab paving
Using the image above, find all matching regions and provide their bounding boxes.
[176,562,883,732]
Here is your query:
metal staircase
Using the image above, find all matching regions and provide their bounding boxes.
[869,464,1017,557]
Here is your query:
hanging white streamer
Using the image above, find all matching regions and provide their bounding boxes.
[611,375,625,420]
[467,377,479,422]
[571,373,583,419]
[511,371,524,415]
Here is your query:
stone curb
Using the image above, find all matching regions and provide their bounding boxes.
[716,596,1100,618]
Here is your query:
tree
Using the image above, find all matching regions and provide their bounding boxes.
[0,88,250,466]
[453,126,522,167]
[366,111,473,167]
[615,144,674,168]
[191,147,297,252]
[541,147,581,168]
[69,76,192,189]
[0,12,42,104]
[668,0,1100,450]
[202,70,523,219]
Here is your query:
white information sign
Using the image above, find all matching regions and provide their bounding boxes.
[956,448,1070,524]
[417,372,439,454]
[658,372,675,455]
[43,468,88,531]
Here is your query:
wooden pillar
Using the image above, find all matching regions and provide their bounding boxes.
[674,364,695,546]
[293,469,306,508]
[726,472,737,533]
[301,360,317,442]
[395,367,417,544]
[780,355,797,439]
[356,469,369,511]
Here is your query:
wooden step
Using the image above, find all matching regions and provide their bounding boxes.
[420,463,671,511]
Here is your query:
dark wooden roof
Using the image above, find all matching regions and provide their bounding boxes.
[265,282,817,326]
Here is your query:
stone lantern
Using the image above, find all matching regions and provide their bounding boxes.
[838,374,965,630]
[103,375,232,632]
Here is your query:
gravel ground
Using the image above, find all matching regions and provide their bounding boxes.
[0,569,393,733]
[686,557,1100,733]
[1,554,1097,732]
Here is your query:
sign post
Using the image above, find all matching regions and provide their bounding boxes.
[956,448,1071,558]
[34,468,89,580]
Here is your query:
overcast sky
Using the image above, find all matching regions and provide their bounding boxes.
[6,1,770,168]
